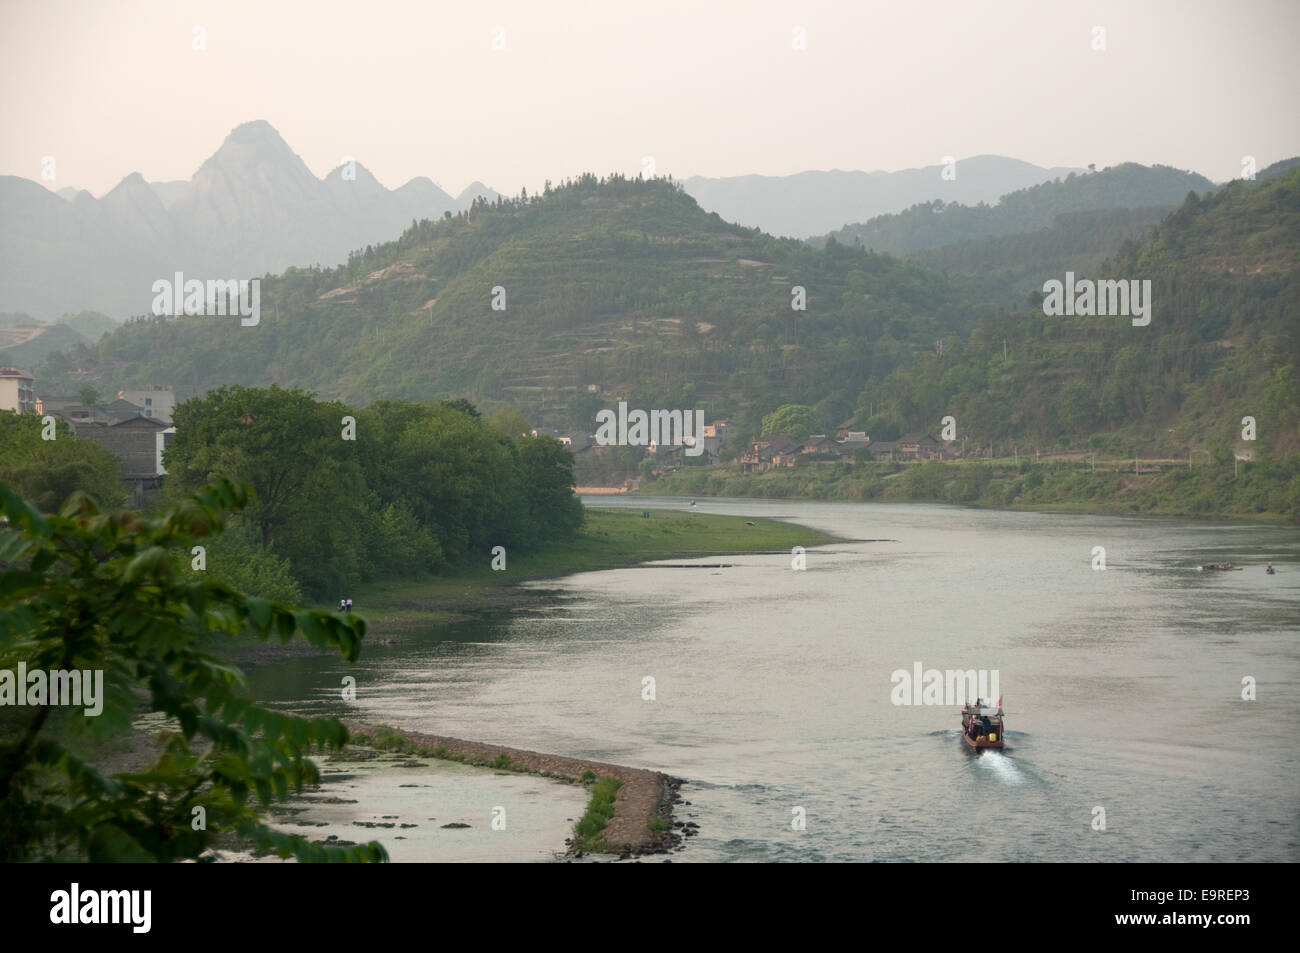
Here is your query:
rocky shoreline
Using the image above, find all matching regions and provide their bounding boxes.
[347,723,684,857]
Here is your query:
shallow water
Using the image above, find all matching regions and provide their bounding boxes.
[249,498,1300,862]
[267,755,585,862]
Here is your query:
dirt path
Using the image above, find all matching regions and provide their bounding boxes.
[347,724,682,856]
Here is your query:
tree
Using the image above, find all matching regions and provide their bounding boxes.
[486,405,531,439]
[77,386,100,410]
[761,404,823,438]
[438,398,480,418]
[518,435,584,539]
[164,385,360,554]
[0,414,123,511]
[0,478,385,862]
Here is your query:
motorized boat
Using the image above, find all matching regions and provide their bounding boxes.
[961,697,1004,750]
[1266,563,1276,575]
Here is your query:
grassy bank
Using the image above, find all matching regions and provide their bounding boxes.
[572,776,623,852]
[344,506,839,631]
[641,457,1300,523]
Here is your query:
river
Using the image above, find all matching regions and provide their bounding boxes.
[247,497,1300,862]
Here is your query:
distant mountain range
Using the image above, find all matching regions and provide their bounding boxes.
[33,166,1300,485]
[33,174,974,419]
[681,156,1084,238]
[0,120,503,321]
[818,162,1217,255]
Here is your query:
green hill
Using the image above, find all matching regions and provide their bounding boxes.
[819,163,1216,256]
[861,168,1300,448]
[0,311,115,368]
[653,169,1300,520]
[36,175,971,431]
[914,205,1176,308]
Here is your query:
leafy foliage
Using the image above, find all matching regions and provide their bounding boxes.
[161,387,583,598]
[0,478,386,862]
[761,404,823,439]
[0,413,124,511]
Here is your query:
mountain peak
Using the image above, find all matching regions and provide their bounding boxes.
[109,171,150,191]
[225,119,287,146]
[200,120,304,173]
[457,181,501,206]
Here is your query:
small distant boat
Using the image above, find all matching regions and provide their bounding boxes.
[1199,563,1243,572]
[1266,564,1276,575]
[961,697,1004,750]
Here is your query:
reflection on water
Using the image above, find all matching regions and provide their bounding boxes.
[247,498,1300,862]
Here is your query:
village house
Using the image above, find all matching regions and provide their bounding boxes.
[530,428,591,453]
[118,386,176,423]
[38,395,106,423]
[72,415,175,507]
[700,418,733,461]
[799,434,840,455]
[870,433,946,461]
[839,431,871,455]
[900,433,946,460]
[0,367,36,413]
[740,434,799,472]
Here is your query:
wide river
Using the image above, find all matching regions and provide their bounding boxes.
[249,497,1300,862]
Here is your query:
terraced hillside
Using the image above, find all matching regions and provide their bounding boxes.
[37,175,972,430]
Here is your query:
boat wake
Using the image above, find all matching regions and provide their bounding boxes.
[975,751,1026,786]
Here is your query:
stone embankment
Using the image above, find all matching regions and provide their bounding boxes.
[347,724,681,855]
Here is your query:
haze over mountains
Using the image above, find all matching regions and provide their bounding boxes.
[0,121,499,321]
[32,165,1300,484]
[4,120,1111,323]
[681,156,1084,238]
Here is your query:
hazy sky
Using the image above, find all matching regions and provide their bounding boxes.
[3,0,1298,197]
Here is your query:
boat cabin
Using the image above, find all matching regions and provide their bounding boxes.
[960,699,1005,749]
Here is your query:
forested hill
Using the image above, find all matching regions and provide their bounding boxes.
[856,167,1300,472]
[37,175,972,430]
[818,163,1216,256]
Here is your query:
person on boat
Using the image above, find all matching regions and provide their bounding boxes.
[1267,562,1275,574]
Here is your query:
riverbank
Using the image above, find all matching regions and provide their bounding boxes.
[348,724,682,857]
[336,506,840,638]
[212,506,831,858]
[641,458,1300,523]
